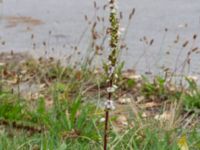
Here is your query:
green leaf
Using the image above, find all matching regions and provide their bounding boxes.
[70,95,81,128]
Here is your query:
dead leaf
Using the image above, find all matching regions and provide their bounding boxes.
[136,96,145,103]
[154,111,171,121]
[122,71,142,81]
[116,115,128,126]
[140,101,160,109]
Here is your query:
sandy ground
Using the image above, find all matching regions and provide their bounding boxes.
[0,0,200,75]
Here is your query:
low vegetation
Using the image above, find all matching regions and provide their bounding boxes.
[0,54,199,150]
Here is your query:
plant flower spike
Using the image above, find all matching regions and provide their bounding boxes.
[103,0,120,149]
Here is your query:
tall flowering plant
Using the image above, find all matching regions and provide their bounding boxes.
[103,0,120,149]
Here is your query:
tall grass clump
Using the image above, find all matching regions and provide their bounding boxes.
[103,0,120,149]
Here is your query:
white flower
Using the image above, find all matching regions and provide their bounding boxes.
[107,87,115,93]
[107,85,118,93]
[120,27,125,32]
[114,73,118,78]
[118,30,121,36]
[111,8,117,13]
[118,97,131,104]
[113,84,118,89]
[100,118,105,122]
[108,66,115,76]
[107,60,112,66]
[104,100,115,110]
[118,27,125,36]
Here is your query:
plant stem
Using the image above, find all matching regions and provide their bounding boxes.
[104,110,109,150]
[103,0,119,149]
[104,80,112,150]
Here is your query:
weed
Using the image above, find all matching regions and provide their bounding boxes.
[182,77,200,113]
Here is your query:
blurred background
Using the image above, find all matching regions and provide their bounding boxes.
[0,0,200,75]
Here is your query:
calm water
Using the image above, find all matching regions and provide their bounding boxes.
[0,0,200,75]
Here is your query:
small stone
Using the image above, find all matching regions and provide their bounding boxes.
[45,100,53,108]
[116,115,128,126]
[118,97,131,104]
[32,93,40,100]
[142,112,147,118]
[141,101,160,109]
[136,96,145,103]
[20,70,27,74]
[39,84,46,89]
[136,83,142,89]
[122,71,142,81]
[168,85,176,92]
